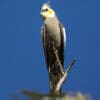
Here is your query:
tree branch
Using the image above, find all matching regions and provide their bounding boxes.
[50,41,76,95]
[52,44,64,76]
[55,59,76,92]
[52,42,64,76]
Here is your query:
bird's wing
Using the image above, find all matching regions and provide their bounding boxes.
[62,26,66,48]
[41,24,66,68]
[60,24,66,48]
[41,25,49,68]
[59,23,67,66]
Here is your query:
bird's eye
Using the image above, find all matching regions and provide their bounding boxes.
[42,8,48,12]
[45,8,48,11]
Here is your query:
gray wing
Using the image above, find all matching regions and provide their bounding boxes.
[41,24,49,68]
[41,24,66,68]
[59,24,66,48]
[59,23,67,66]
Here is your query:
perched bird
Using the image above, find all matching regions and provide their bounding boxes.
[40,3,66,94]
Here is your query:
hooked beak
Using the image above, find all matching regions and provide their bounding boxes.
[40,12,46,20]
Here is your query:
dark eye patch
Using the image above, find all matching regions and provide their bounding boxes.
[42,8,48,12]
[45,8,48,11]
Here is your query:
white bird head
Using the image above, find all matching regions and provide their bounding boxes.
[40,3,56,19]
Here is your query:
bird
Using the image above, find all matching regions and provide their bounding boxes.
[40,3,66,95]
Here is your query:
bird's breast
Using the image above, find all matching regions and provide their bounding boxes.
[46,23,61,47]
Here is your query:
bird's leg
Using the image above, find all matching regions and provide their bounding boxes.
[51,41,64,76]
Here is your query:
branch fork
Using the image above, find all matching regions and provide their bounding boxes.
[51,42,76,94]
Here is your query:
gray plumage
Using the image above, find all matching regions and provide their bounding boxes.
[41,3,66,95]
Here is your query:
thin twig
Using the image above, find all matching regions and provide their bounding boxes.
[55,59,76,92]
[66,58,76,73]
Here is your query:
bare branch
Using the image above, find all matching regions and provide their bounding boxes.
[48,41,76,95]
[66,58,76,73]
[55,59,76,92]
[52,42,64,76]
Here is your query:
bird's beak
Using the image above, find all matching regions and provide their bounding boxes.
[40,12,43,17]
[40,12,45,20]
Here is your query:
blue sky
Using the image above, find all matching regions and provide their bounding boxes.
[0,0,99,99]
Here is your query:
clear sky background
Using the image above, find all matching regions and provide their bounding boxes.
[0,0,99,100]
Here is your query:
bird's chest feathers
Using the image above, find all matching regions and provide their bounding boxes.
[45,20,61,46]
